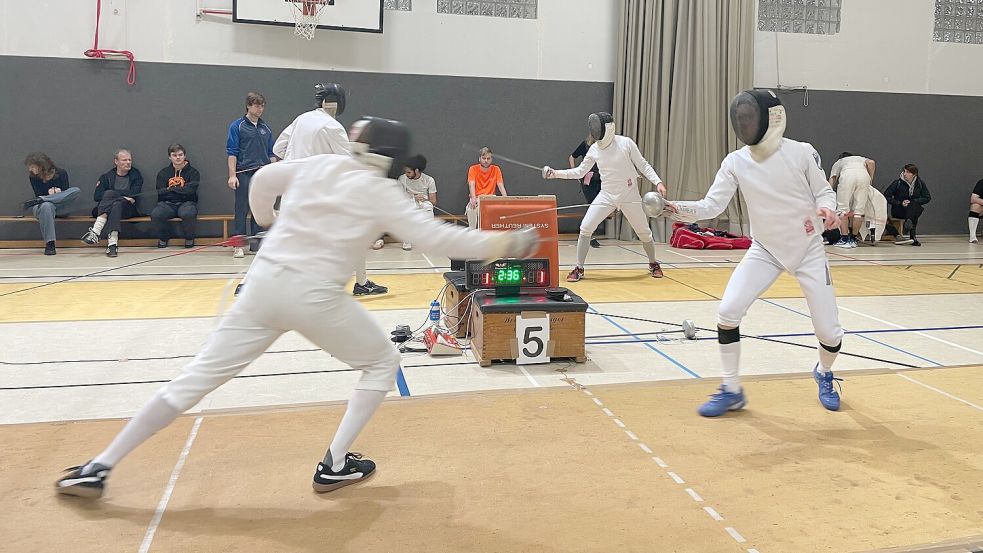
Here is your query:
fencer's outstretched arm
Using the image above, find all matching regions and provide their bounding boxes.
[670,162,738,223]
[272,122,294,160]
[380,182,533,261]
[626,138,662,185]
[549,154,595,180]
[248,162,294,227]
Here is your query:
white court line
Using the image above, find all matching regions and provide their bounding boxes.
[839,306,983,357]
[582,389,593,396]
[517,365,541,387]
[684,488,703,502]
[592,397,603,406]
[725,527,747,543]
[139,417,203,553]
[624,430,638,441]
[665,249,722,268]
[638,443,652,454]
[704,506,724,521]
[667,471,685,484]
[613,418,626,428]
[748,549,761,553]
[652,457,668,468]
[897,373,983,412]
[419,253,442,273]
[601,407,614,417]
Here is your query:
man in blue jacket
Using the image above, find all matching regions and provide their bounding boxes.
[81,149,143,258]
[227,92,276,258]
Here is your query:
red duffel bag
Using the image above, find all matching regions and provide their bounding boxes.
[670,222,751,250]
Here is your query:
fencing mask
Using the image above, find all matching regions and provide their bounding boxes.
[348,116,410,180]
[729,89,786,161]
[588,112,616,149]
[314,83,347,116]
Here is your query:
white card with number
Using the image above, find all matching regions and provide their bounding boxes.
[516,313,550,365]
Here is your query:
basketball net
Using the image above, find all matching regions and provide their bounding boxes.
[290,0,328,40]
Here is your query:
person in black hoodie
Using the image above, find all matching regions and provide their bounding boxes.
[151,144,200,248]
[884,163,931,246]
[81,149,144,257]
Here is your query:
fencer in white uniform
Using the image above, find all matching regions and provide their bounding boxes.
[667,89,846,417]
[55,117,540,498]
[272,83,388,296]
[543,112,669,281]
[828,152,875,248]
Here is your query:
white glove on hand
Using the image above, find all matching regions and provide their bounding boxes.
[668,202,702,223]
[542,166,555,179]
[503,227,542,259]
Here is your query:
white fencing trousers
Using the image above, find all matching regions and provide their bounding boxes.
[836,169,871,216]
[580,189,654,242]
[159,257,400,412]
[717,241,844,348]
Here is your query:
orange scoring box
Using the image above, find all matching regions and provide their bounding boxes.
[477,195,560,287]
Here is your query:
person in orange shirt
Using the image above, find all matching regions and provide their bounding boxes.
[466,146,508,228]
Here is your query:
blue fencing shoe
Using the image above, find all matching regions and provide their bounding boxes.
[698,386,747,417]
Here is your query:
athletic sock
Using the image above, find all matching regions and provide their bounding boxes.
[92,217,106,236]
[88,395,181,470]
[108,231,119,246]
[324,389,387,471]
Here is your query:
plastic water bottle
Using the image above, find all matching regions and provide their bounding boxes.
[429,300,441,326]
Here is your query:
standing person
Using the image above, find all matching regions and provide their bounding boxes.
[22,153,81,255]
[227,92,276,258]
[81,149,143,258]
[54,117,539,499]
[151,143,200,248]
[396,154,438,251]
[828,152,875,248]
[969,178,983,244]
[666,89,845,417]
[465,147,508,229]
[884,164,931,247]
[271,82,387,296]
[543,112,668,281]
[569,138,603,247]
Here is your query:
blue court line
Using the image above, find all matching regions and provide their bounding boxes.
[762,299,943,367]
[588,306,700,378]
[395,366,411,396]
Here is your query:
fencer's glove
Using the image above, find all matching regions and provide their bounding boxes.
[503,227,542,259]
[542,166,556,179]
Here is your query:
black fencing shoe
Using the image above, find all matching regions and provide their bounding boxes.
[313,452,376,493]
[353,280,388,296]
[107,245,118,258]
[44,241,56,256]
[55,462,111,498]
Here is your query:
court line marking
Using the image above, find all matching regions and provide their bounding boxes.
[139,416,203,553]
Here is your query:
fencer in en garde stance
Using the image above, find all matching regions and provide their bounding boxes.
[666,90,846,417]
[55,117,540,498]
[543,112,669,281]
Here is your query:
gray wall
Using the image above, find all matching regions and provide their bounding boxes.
[1,55,613,240]
[778,88,983,235]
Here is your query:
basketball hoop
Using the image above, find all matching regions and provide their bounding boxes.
[287,0,331,40]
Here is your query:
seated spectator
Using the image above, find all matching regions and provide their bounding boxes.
[151,143,200,248]
[396,154,437,250]
[82,149,144,258]
[466,146,507,229]
[969,178,983,244]
[828,152,875,248]
[884,164,931,247]
[22,152,81,255]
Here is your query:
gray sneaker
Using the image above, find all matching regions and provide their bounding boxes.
[895,237,914,245]
[81,228,100,245]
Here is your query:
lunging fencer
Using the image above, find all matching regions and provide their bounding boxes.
[55,117,539,498]
[543,112,669,281]
[667,90,846,417]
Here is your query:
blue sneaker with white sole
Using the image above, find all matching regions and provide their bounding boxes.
[813,366,843,411]
[698,386,747,417]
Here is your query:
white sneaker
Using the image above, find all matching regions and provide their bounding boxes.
[402,242,412,251]
[233,247,245,258]
[972,238,979,244]
[372,239,384,250]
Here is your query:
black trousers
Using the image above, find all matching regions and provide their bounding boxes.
[151,201,199,239]
[91,190,139,233]
[890,203,924,238]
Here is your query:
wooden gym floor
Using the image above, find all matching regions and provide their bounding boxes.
[1,237,982,552]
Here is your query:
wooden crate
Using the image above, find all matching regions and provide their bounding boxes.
[469,290,587,367]
[442,272,473,339]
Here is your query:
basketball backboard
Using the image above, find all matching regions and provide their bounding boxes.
[233,0,383,34]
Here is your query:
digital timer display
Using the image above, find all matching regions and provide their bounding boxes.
[465,259,550,292]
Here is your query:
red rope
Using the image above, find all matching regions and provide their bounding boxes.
[83,0,137,85]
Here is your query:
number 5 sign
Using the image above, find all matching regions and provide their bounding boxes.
[516,312,550,365]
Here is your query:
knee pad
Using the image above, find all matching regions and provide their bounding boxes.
[717,325,740,345]
[970,211,981,218]
[820,341,841,353]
